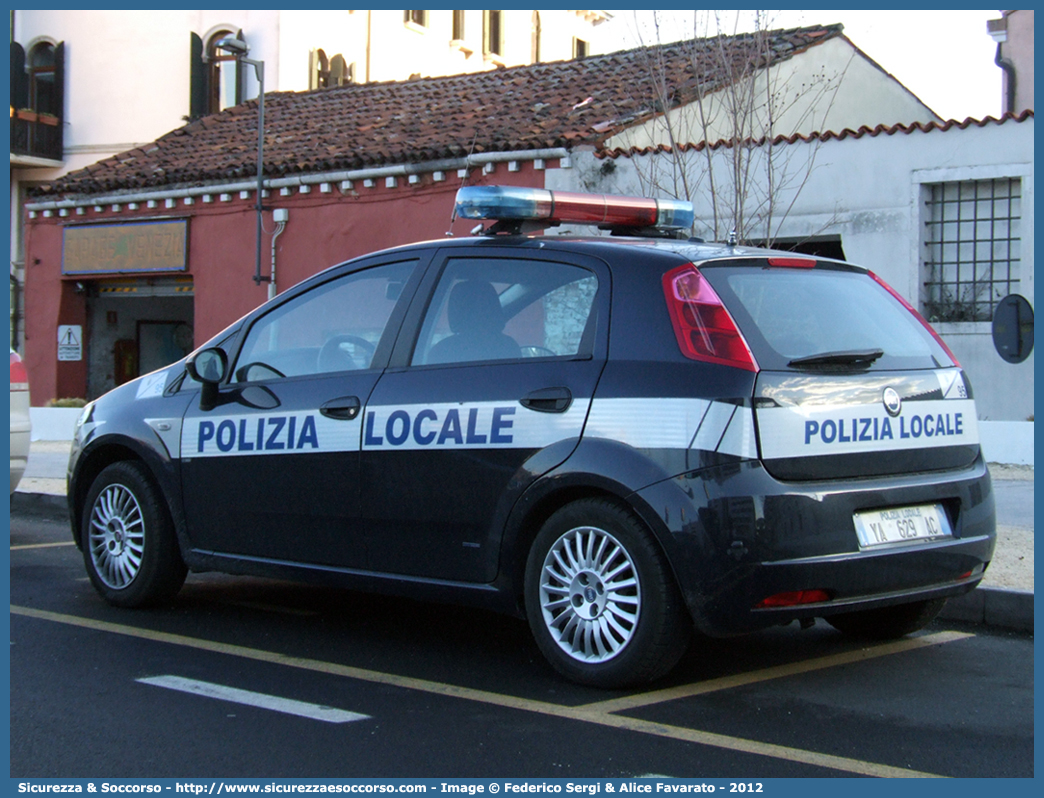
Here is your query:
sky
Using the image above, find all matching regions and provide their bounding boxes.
[599,10,1004,122]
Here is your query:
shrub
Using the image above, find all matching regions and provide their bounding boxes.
[46,397,87,408]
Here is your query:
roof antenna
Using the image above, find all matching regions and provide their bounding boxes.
[446,130,481,236]
[727,228,738,247]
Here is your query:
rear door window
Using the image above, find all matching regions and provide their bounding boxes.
[411,257,598,366]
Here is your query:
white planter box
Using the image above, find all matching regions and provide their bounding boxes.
[29,407,84,441]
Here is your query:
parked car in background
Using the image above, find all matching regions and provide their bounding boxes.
[10,348,31,493]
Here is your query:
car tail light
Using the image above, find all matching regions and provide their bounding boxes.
[754,589,831,609]
[662,264,759,372]
[10,351,28,392]
[868,271,960,367]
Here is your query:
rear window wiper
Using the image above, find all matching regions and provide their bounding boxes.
[788,348,884,368]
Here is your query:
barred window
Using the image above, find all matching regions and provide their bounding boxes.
[922,178,1021,322]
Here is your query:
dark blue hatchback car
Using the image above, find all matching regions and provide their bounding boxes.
[69,187,996,687]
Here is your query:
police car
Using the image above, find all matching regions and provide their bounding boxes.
[68,186,996,688]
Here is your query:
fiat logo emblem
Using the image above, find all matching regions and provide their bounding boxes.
[883,387,902,417]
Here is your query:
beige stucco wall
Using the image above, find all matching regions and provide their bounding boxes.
[278,10,608,86]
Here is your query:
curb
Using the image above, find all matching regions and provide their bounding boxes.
[11,490,68,514]
[11,491,1034,634]
[938,585,1035,633]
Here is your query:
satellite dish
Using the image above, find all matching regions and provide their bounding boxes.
[992,294,1034,363]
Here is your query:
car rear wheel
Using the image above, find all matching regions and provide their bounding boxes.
[81,461,187,607]
[825,598,947,639]
[524,498,691,688]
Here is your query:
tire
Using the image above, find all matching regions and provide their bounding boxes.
[524,498,692,688]
[826,598,947,639]
[81,461,187,607]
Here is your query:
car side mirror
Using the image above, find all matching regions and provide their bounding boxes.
[186,347,228,411]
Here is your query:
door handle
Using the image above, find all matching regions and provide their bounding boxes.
[520,387,572,413]
[320,396,361,420]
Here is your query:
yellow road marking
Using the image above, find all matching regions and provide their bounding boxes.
[581,631,975,713]
[556,712,943,779]
[11,541,77,551]
[11,604,952,778]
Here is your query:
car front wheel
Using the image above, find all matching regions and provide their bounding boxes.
[81,461,187,607]
[524,498,691,688]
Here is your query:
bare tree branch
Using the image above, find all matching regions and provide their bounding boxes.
[621,11,848,247]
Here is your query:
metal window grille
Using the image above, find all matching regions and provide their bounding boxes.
[922,177,1021,322]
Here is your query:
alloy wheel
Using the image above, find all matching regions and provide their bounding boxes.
[538,525,641,663]
[88,483,146,590]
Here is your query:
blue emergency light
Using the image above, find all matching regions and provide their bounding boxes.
[454,186,695,231]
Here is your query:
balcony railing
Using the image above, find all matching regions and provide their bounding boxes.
[11,108,63,162]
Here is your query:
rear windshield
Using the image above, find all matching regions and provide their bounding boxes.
[701,262,953,371]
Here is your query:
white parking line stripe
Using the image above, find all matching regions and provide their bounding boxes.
[137,675,370,724]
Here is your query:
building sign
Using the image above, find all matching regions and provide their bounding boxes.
[62,220,188,275]
[58,325,82,361]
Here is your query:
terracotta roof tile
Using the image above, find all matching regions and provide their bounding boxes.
[39,24,846,198]
[597,110,1035,159]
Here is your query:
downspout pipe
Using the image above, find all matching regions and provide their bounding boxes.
[995,43,1017,115]
[268,214,287,300]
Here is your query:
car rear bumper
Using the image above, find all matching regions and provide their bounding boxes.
[634,454,997,635]
[709,535,992,632]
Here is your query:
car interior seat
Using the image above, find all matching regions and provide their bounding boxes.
[426,280,521,364]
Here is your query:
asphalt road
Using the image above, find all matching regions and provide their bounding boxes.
[10,502,1034,779]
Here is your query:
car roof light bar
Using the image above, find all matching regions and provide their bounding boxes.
[454,186,695,231]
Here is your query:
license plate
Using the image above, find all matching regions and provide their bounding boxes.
[854,504,952,548]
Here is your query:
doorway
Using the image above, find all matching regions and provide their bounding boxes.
[85,277,195,399]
